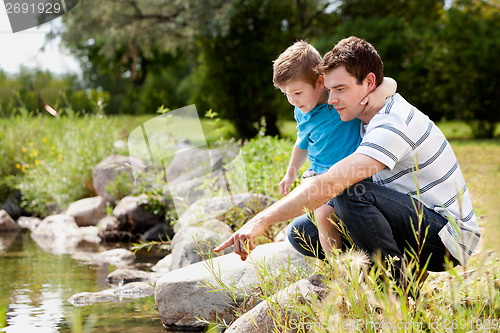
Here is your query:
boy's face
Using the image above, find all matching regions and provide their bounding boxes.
[324,66,372,122]
[277,77,325,113]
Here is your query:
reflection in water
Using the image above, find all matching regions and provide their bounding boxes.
[0,231,170,332]
[0,232,18,251]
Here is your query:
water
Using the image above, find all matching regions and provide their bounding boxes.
[0,231,173,332]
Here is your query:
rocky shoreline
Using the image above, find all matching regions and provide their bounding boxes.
[0,152,324,331]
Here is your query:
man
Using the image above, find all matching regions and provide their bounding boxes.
[215,36,480,292]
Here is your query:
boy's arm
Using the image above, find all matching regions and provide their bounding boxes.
[361,77,397,112]
[280,145,308,195]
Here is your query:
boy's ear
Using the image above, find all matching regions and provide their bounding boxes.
[364,72,377,93]
[316,75,325,87]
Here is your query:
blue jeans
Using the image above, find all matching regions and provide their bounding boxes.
[287,181,458,277]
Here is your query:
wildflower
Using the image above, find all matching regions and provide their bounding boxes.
[42,138,47,143]
[30,149,38,158]
[22,147,27,153]
[15,163,21,169]
[35,160,39,166]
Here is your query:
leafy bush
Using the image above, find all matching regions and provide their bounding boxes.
[0,112,121,216]
[241,135,299,198]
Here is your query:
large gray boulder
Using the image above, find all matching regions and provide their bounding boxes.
[0,210,20,232]
[66,196,107,227]
[225,274,329,333]
[155,241,308,329]
[93,155,146,203]
[176,193,275,232]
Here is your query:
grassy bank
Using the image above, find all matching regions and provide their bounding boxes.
[1,113,499,331]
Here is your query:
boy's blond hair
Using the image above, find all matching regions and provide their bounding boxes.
[273,41,322,87]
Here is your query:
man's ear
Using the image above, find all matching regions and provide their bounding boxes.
[364,72,377,93]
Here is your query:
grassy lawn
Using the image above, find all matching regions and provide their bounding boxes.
[451,139,500,253]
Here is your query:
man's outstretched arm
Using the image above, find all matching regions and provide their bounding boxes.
[214,153,386,260]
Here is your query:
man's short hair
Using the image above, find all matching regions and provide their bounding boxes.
[317,36,384,87]
[273,41,322,87]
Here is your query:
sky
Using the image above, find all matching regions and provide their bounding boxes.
[0,0,81,75]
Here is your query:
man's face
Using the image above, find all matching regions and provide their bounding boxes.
[324,66,370,122]
[277,77,325,114]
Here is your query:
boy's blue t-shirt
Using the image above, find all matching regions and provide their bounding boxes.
[295,104,361,174]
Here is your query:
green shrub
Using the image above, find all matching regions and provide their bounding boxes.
[0,113,121,216]
[241,135,299,198]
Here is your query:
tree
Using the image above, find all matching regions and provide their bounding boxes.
[194,0,336,137]
[424,0,500,137]
[58,0,233,114]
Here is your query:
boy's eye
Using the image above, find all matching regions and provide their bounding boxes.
[295,92,301,95]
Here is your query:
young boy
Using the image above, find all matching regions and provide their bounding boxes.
[273,41,396,256]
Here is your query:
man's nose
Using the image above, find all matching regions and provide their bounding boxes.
[328,94,337,105]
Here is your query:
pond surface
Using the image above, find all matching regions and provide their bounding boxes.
[0,231,189,332]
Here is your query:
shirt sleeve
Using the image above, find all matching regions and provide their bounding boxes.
[355,114,413,170]
[294,108,309,150]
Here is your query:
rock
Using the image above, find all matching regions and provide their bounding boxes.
[17,216,42,231]
[152,254,173,273]
[176,193,275,232]
[225,274,329,333]
[66,196,107,227]
[96,215,133,242]
[0,210,20,232]
[32,214,81,238]
[155,241,309,329]
[107,268,152,285]
[169,226,233,270]
[1,190,25,220]
[79,226,101,243]
[274,226,287,242]
[113,195,165,234]
[97,215,120,233]
[93,155,146,204]
[141,222,174,242]
[71,248,135,267]
[164,144,248,219]
[165,147,225,181]
[31,215,101,254]
[68,282,154,306]
[98,248,136,264]
[114,281,155,299]
[68,290,116,306]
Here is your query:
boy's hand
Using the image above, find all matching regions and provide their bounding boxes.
[279,174,295,195]
[361,77,397,112]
